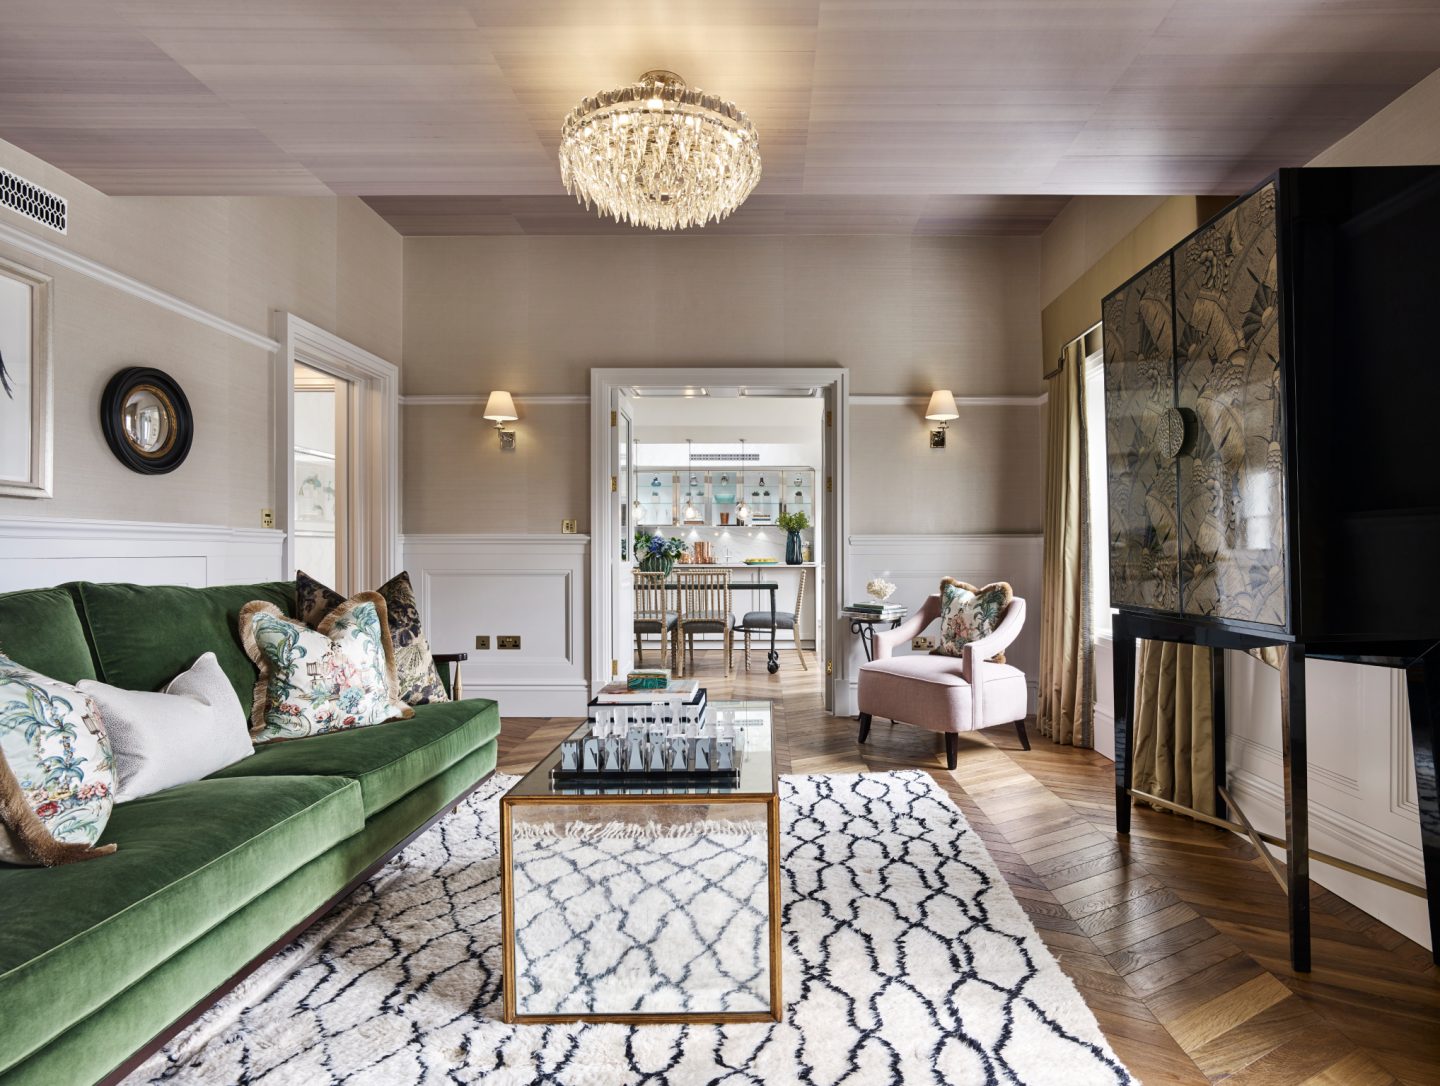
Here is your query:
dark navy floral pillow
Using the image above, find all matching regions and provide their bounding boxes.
[296,570,449,705]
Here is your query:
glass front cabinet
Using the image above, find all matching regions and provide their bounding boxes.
[635,467,816,530]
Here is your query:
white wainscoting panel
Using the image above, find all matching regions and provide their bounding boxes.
[1091,640,1428,949]
[0,515,283,591]
[1224,650,1428,949]
[403,534,589,718]
[842,534,1043,717]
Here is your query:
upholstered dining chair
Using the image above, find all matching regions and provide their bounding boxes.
[673,568,734,678]
[633,570,674,668]
[857,592,1029,769]
[734,569,807,672]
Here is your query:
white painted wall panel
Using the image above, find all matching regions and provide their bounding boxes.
[403,534,589,718]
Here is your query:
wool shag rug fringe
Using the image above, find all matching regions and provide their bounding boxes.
[126,770,1135,1085]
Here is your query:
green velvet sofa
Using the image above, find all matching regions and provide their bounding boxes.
[0,580,499,1086]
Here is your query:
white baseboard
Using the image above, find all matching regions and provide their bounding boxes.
[0,514,284,591]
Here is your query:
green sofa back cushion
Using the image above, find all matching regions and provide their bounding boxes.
[0,586,98,684]
[72,582,296,715]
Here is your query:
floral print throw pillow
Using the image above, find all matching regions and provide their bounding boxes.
[935,579,1014,662]
[240,593,414,745]
[0,653,118,866]
[296,570,449,706]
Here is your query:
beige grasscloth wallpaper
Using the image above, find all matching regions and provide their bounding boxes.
[401,234,1045,536]
[0,138,403,530]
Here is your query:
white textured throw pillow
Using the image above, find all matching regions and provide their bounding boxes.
[78,652,253,802]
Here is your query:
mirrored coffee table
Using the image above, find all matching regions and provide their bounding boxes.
[500,699,781,1024]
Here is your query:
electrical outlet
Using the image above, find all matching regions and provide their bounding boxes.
[497,635,521,650]
[561,519,578,534]
[911,636,932,652]
[474,635,490,650]
[260,508,274,529]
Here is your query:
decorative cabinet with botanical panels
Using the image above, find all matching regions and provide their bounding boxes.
[1102,167,1440,972]
[1104,183,1287,628]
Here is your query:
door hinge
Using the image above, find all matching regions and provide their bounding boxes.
[611,475,618,492]
[611,659,618,676]
[826,660,834,675]
[826,476,833,493]
[825,409,833,428]
[610,410,617,427]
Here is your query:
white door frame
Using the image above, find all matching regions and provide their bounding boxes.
[273,313,401,590]
[589,366,850,710]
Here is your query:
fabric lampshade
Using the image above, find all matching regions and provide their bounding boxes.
[483,391,518,423]
[925,390,960,421]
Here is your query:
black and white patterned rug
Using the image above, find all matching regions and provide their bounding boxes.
[128,770,1135,1085]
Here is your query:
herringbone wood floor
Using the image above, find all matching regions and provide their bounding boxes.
[498,653,1440,1085]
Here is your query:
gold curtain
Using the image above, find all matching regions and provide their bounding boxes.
[1133,641,1216,817]
[1038,353,1093,746]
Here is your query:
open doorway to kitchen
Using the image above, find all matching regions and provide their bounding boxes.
[591,368,849,712]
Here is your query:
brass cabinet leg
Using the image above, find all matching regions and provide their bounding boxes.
[1280,643,1311,973]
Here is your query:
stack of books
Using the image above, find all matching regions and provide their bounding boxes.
[590,679,707,735]
[843,600,906,620]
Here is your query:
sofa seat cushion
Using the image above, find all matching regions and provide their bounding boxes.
[207,698,500,818]
[0,774,362,1073]
[0,586,97,685]
[858,655,1027,733]
[71,581,296,718]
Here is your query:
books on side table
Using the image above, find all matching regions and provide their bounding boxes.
[842,601,905,620]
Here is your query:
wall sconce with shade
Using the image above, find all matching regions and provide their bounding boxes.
[925,389,959,449]
[483,391,518,450]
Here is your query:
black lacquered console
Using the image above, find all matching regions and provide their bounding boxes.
[1102,166,1440,970]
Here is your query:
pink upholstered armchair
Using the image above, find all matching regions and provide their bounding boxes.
[857,592,1030,769]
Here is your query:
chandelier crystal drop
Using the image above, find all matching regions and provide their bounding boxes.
[559,70,761,231]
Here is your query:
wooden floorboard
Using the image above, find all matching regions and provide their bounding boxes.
[496,654,1439,1085]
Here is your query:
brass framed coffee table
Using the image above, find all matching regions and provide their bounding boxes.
[499,699,781,1024]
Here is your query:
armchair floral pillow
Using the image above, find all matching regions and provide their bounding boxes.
[240,592,413,744]
[0,654,117,866]
[936,579,1014,662]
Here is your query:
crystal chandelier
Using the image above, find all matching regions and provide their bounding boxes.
[559,70,761,231]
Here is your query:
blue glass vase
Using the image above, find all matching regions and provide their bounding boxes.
[786,530,803,565]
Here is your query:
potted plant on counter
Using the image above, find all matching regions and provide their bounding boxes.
[777,509,810,566]
[634,529,688,575]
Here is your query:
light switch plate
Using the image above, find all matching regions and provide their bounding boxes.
[474,635,490,650]
[562,519,577,534]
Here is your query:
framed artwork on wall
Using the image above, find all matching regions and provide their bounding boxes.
[0,256,53,499]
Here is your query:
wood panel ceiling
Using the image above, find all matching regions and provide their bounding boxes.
[2,1,1439,235]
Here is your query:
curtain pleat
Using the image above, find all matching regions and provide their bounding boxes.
[1037,360,1093,747]
[1133,641,1216,817]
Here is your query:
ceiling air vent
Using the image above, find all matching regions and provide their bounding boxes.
[0,168,67,234]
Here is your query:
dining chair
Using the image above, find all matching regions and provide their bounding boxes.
[673,568,734,677]
[633,570,674,668]
[734,569,807,672]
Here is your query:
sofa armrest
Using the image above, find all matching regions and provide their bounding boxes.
[432,652,469,700]
[872,594,942,659]
[960,598,1026,679]
[961,599,1026,725]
